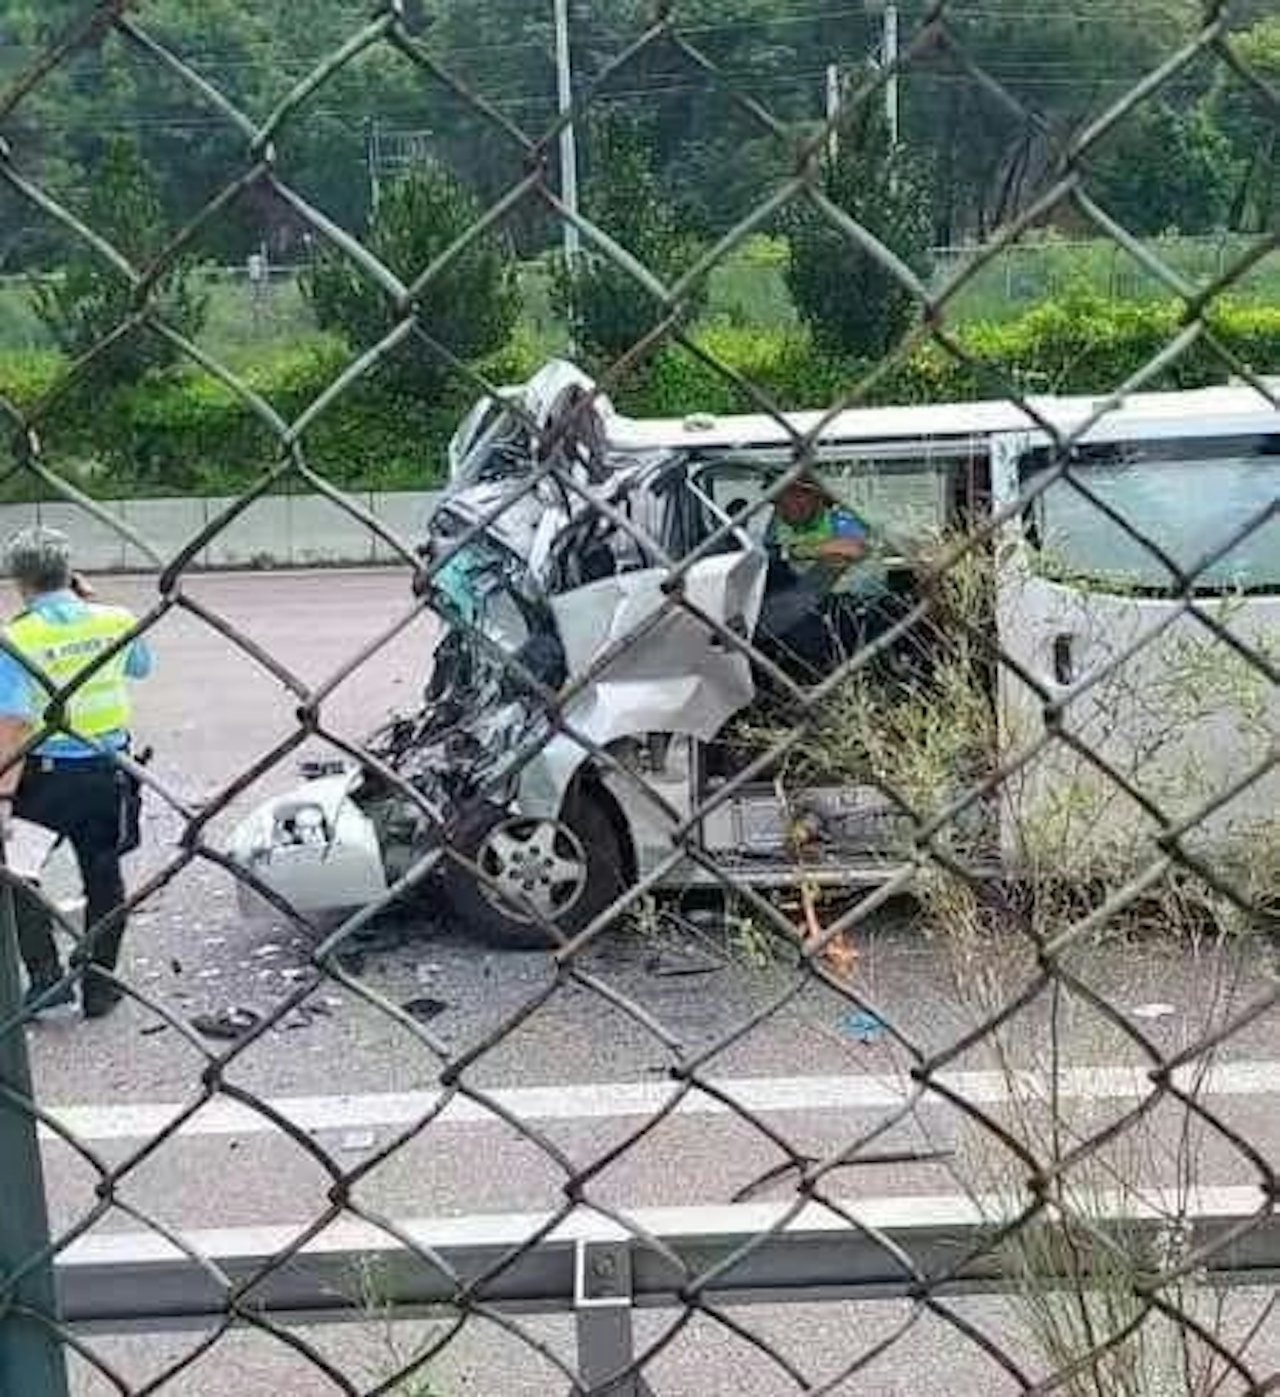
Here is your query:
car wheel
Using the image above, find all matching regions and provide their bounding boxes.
[443,784,628,950]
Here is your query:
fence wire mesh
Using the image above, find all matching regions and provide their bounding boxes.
[0,0,1278,1393]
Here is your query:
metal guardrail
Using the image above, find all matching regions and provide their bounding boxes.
[53,1191,1280,1393]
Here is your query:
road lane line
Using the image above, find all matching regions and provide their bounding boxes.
[37,1059,1280,1145]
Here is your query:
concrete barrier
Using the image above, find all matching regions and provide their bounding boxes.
[120,497,209,571]
[370,492,432,565]
[0,500,130,572]
[0,491,440,572]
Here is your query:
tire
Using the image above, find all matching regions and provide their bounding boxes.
[442,782,628,950]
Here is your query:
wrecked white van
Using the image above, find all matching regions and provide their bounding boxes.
[228,362,1278,945]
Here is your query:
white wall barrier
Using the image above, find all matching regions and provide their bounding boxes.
[0,491,442,572]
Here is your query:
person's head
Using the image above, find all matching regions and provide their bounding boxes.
[775,474,828,526]
[5,525,73,601]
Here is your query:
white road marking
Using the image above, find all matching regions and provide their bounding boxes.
[38,1059,1280,1146]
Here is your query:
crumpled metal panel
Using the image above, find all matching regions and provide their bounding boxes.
[552,551,766,740]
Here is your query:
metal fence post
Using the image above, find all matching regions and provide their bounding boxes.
[0,880,70,1397]
[573,1239,654,1397]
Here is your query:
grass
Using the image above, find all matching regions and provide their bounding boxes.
[704,234,798,328]
[933,232,1280,323]
[197,268,317,365]
[0,266,318,367]
[0,277,47,350]
[5,233,1277,362]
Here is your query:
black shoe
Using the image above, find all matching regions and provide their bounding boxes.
[81,974,124,1020]
[23,974,77,1017]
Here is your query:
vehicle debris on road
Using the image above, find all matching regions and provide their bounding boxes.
[401,996,448,1024]
[190,1007,262,1042]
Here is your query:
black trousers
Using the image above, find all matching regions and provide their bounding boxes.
[12,759,127,982]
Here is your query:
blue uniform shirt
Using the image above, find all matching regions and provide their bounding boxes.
[0,591,152,758]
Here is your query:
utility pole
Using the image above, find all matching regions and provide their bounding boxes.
[366,116,382,214]
[825,63,842,164]
[864,0,901,147]
[553,0,580,262]
[884,1,900,147]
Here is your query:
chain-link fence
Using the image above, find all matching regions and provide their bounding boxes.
[1,1,1278,1393]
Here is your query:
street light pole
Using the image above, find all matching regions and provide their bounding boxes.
[553,0,581,262]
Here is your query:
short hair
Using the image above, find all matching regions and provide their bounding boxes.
[780,470,824,492]
[5,526,73,595]
[778,472,829,503]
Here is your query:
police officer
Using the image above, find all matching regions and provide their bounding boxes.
[0,527,152,1019]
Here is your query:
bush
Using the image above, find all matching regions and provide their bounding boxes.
[0,293,1275,502]
[918,289,1280,398]
[785,84,933,359]
[552,114,706,366]
[30,137,207,385]
[0,334,544,501]
[303,164,520,400]
[622,292,1280,416]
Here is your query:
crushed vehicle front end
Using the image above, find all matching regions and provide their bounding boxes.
[228,361,764,939]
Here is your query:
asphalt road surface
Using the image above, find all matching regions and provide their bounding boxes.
[9,570,1278,1395]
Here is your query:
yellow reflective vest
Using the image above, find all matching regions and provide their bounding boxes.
[4,604,135,741]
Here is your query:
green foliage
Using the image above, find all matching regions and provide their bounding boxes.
[0,335,542,501]
[925,0,1203,240]
[28,137,207,384]
[1,293,1276,502]
[932,231,1280,324]
[949,288,1280,397]
[1213,16,1280,232]
[303,164,520,399]
[3,0,1273,283]
[784,88,933,359]
[1084,101,1239,234]
[551,114,706,366]
[620,292,1280,415]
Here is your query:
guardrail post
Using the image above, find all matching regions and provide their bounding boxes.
[0,880,70,1397]
[573,1239,653,1397]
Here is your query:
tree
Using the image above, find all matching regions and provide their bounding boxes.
[29,135,207,382]
[1213,16,1280,232]
[0,0,1264,279]
[1083,101,1238,234]
[552,113,705,366]
[910,0,1203,242]
[303,162,519,397]
[785,88,933,360]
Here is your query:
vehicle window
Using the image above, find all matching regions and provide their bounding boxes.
[548,488,661,591]
[822,459,953,542]
[699,469,773,542]
[695,448,973,550]
[451,404,530,484]
[1021,436,1279,594]
[663,470,740,557]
